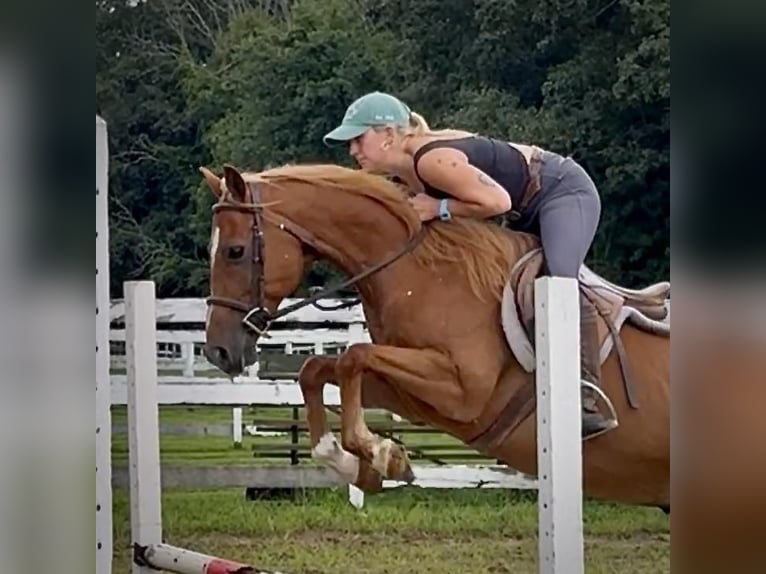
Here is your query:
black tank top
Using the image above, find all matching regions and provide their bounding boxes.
[412,136,529,208]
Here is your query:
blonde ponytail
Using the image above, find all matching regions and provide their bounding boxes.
[408,111,431,136]
[403,110,475,140]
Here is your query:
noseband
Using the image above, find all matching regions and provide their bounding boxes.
[206,181,425,337]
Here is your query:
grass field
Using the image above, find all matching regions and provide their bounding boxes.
[111,405,670,573]
[112,487,669,574]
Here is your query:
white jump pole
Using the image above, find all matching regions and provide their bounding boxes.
[534,277,585,574]
[125,280,285,574]
[96,114,113,574]
[126,281,163,574]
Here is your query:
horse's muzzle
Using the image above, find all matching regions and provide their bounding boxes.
[203,339,257,377]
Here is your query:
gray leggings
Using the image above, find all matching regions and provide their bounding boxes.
[525,154,601,278]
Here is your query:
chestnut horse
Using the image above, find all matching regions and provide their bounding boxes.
[201,163,670,508]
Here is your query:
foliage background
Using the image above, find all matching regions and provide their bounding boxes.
[96,0,669,298]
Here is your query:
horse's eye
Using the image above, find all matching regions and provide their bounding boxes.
[227,246,245,260]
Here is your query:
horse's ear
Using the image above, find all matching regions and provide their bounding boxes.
[222,164,250,203]
[199,167,223,198]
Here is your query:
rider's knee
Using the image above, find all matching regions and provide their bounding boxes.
[543,255,580,278]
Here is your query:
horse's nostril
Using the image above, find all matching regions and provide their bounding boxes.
[216,346,230,366]
[204,345,230,369]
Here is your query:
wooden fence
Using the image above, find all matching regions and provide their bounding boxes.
[108,296,537,493]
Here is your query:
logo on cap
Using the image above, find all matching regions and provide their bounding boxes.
[344,102,361,121]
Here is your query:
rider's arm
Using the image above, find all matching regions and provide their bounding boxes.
[415,148,512,218]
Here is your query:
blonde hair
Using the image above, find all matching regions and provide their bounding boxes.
[402,111,475,140]
[372,110,475,142]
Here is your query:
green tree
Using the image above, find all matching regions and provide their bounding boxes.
[97,0,669,296]
[97,0,214,297]
[185,0,410,288]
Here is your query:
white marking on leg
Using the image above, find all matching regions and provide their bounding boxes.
[370,438,393,476]
[312,432,360,483]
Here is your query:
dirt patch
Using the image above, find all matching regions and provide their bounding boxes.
[187,530,668,547]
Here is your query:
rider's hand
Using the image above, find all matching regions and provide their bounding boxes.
[408,193,440,222]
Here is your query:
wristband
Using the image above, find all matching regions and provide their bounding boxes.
[438,198,452,221]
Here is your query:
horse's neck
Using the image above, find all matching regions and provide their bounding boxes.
[274,185,413,298]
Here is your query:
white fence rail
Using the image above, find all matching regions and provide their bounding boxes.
[108,295,538,493]
[110,297,367,375]
[109,296,367,444]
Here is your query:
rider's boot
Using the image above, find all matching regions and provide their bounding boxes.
[580,295,619,441]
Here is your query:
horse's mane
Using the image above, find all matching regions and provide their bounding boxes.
[248,163,539,302]
[249,163,419,233]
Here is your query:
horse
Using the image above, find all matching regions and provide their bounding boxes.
[200,162,671,509]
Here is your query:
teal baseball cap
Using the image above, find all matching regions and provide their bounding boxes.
[323,91,411,145]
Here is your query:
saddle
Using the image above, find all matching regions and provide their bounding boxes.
[469,248,670,453]
[501,247,670,378]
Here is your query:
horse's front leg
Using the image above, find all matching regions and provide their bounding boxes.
[297,356,383,492]
[336,343,483,481]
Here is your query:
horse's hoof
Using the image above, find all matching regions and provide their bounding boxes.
[371,439,413,483]
[385,441,415,483]
[398,463,416,485]
[353,460,384,493]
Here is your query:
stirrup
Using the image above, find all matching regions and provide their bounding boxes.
[581,380,618,421]
[582,418,618,441]
[581,380,619,441]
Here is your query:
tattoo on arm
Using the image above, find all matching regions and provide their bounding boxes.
[477,173,496,187]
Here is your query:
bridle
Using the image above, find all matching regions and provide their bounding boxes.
[205,180,425,337]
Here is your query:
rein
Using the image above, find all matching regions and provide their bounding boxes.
[206,180,425,336]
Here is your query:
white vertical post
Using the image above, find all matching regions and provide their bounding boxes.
[534,277,584,574]
[95,115,112,574]
[232,406,243,447]
[232,336,249,441]
[126,281,163,574]
[346,321,367,509]
[347,322,364,348]
[231,331,252,445]
[233,336,259,444]
[181,342,195,377]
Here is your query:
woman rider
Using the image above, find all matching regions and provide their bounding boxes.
[323,91,615,441]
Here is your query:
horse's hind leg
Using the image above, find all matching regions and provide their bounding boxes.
[297,356,383,493]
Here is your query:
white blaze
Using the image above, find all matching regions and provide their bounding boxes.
[210,224,220,264]
[207,225,220,329]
